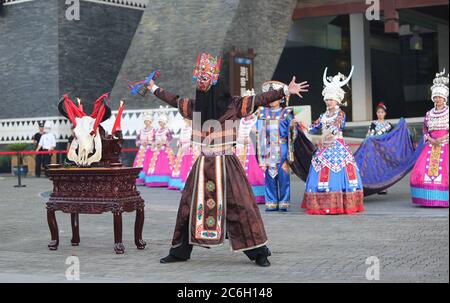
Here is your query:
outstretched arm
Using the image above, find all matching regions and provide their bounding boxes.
[237,76,309,117]
[146,80,181,107]
[147,80,194,119]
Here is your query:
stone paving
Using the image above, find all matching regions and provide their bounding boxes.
[0,173,448,283]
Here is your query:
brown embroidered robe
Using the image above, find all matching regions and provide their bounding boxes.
[153,87,285,251]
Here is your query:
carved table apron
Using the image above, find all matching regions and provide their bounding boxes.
[46,167,145,254]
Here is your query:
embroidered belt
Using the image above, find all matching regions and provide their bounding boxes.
[193,142,235,156]
[192,129,236,140]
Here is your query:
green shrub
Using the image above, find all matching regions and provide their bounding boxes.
[7,143,33,151]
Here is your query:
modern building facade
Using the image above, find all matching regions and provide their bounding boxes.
[0,0,448,123]
[277,0,449,121]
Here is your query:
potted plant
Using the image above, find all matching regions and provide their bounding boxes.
[7,143,32,177]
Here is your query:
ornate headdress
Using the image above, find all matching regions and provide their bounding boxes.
[157,113,168,124]
[192,53,221,92]
[376,102,387,111]
[430,69,449,102]
[261,81,289,105]
[322,66,354,105]
[142,112,153,122]
[242,88,255,97]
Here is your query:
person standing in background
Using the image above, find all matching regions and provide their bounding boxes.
[410,69,449,208]
[301,66,364,215]
[35,124,56,177]
[256,81,296,212]
[32,122,45,177]
[133,113,156,185]
[144,114,174,187]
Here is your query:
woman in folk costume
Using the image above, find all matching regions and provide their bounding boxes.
[354,103,423,196]
[301,66,364,215]
[256,81,296,211]
[144,113,175,187]
[179,125,200,191]
[133,113,155,185]
[235,89,266,204]
[364,103,393,194]
[145,52,309,267]
[366,103,393,138]
[410,69,449,207]
[168,118,197,190]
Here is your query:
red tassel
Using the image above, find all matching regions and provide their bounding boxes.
[64,95,77,126]
[216,56,222,72]
[91,93,109,118]
[91,104,105,135]
[196,53,201,66]
[112,100,125,134]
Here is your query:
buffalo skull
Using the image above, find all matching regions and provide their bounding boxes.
[58,94,111,166]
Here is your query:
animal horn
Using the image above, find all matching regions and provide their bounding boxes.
[101,94,112,122]
[323,67,330,87]
[339,65,355,87]
[58,95,69,119]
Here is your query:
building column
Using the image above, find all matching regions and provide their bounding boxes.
[438,24,449,71]
[350,13,372,122]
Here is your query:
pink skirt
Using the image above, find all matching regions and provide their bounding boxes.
[236,143,265,204]
[410,130,449,207]
[179,152,195,190]
[168,147,194,190]
[133,146,152,185]
[145,146,174,187]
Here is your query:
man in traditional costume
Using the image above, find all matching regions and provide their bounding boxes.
[145,53,309,266]
[410,69,449,207]
[255,81,296,211]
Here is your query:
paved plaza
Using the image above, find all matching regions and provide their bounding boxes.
[0,173,448,283]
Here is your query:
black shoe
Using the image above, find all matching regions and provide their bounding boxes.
[255,255,271,267]
[261,246,272,257]
[160,255,187,264]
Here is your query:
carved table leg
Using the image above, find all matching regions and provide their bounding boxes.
[134,208,146,250]
[113,212,125,254]
[47,208,59,250]
[71,213,80,246]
